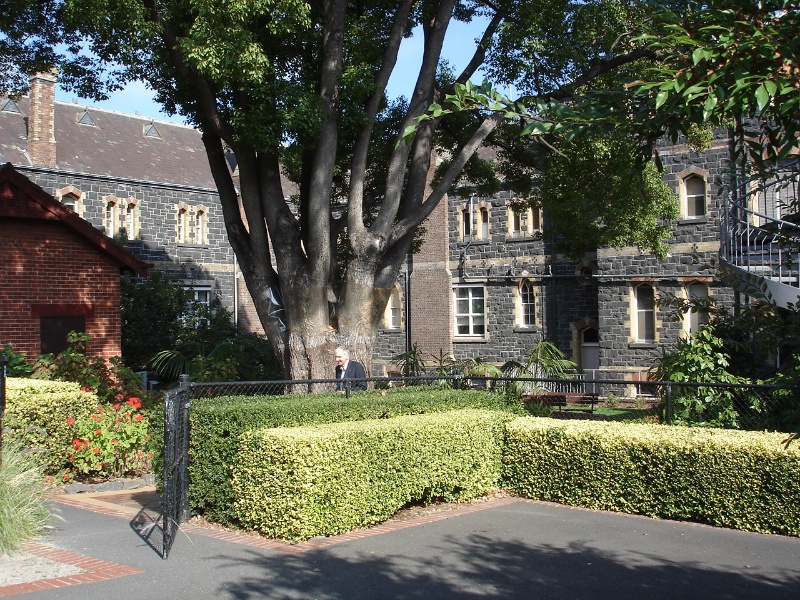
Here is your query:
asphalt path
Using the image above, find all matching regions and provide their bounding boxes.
[11,494,800,599]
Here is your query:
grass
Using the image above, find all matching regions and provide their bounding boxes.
[0,433,55,555]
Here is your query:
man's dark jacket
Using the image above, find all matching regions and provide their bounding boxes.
[336,361,367,391]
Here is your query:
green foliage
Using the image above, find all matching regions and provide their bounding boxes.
[65,396,153,481]
[502,417,800,536]
[3,378,98,472]
[391,344,427,377]
[0,433,54,554]
[634,0,800,172]
[188,386,524,524]
[32,332,144,402]
[651,328,749,427]
[503,341,579,398]
[531,134,678,258]
[1,344,33,377]
[231,410,509,541]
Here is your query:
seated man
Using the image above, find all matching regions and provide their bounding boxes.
[334,347,367,391]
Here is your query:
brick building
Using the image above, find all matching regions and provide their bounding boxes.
[0,163,148,359]
[0,73,266,339]
[371,131,750,388]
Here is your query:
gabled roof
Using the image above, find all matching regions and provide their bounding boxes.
[0,163,150,276]
[0,97,217,188]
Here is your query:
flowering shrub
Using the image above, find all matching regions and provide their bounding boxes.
[65,395,153,480]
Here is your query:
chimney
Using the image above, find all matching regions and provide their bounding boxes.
[27,71,57,168]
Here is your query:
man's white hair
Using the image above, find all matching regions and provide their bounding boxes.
[335,347,350,358]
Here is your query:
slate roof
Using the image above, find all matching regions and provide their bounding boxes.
[0,96,217,189]
[0,162,150,276]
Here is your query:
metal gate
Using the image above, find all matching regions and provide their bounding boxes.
[162,375,190,559]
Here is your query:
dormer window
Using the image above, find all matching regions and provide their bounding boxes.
[144,122,161,139]
[0,98,20,113]
[77,109,96,127]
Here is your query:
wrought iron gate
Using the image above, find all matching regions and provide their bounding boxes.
[162,375,191,559]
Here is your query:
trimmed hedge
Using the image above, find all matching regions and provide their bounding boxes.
[188,386,523,523]
[4,378,98,471]
[502,417,800,536]
[230,409,509,541]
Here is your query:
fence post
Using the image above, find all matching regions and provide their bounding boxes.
[178,374,191,522]
[0,353,6,461]
[665,383,673,425]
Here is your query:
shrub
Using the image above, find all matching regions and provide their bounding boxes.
[231,410,509,541]
[502,417,800,536]
[65,395,153,480]
[1,344,33,377]
[3,378,98,471]
[0,433,54,554]
[188,386,523,524]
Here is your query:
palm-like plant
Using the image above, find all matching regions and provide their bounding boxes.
[148,341,243,384]
[503,341,578,397]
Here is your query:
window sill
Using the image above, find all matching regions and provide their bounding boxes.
[457,239,490,246]
[677,216,708,225]
[453,336,489,343]
[629,342,657,349]
[512,326,538,333]
[177,243,210,249]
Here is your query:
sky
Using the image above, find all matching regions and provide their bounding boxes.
[53,18,490,124]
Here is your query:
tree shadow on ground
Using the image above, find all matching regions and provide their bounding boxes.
[209,528,799,600]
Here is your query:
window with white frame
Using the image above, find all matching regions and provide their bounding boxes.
[195,206,208,245]
[383,286,402,330]
[56,186,83,216]
[517,281,536,328]
[507,205,541,238]
[105,198,119,237]
[633,283,656,343]
[686,282,709,334]
[683,174,707,219]
[454,286,486,337]
[183,284,213,324]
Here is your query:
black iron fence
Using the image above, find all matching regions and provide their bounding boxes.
[180,374,797,433]
[160,372,797,557]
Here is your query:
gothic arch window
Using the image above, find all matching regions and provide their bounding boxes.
[177,203,190,243]
[516,280,536,328]
[124,198,140,240]
[104,196,120,237]
[195,206,208,245]
[679,168,709,220]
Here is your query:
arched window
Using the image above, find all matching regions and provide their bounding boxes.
[195,207,208,245]
[124,199,139,240]
[518,281,535,328]
[177,204,189,243]
[684,175,707,219]
[105,198,119,237]
[384,286,402,330]
[478,207,489,239]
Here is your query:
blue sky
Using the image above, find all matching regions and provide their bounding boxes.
[54,18,489,124]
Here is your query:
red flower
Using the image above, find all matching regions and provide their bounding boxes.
[113,404,121,411]
[134,415,144,421]
[72,439,83,450]
[127,397,142,409]
[81,386,92,392]
[95,429,102,435]
[115,394,124,401]
[63,473,71,481]
[111,439,118,444]
[66,417,75,426]
[92,448,101,454]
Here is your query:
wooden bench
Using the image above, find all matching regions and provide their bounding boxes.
[521,392,598,414]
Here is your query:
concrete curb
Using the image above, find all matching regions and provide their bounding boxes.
[57,473,156,495]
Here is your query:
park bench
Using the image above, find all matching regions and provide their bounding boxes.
[521,392,598,414]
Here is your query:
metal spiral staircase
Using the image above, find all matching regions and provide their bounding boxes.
[720,163,800,308]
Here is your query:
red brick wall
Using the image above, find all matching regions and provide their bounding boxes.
[0,219,122,362]
[409,192,454,358]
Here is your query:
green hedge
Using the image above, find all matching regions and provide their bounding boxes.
[188,386,522,524]
[4,378,98,471]
[502,417,800,536]
[230,409,509,541]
